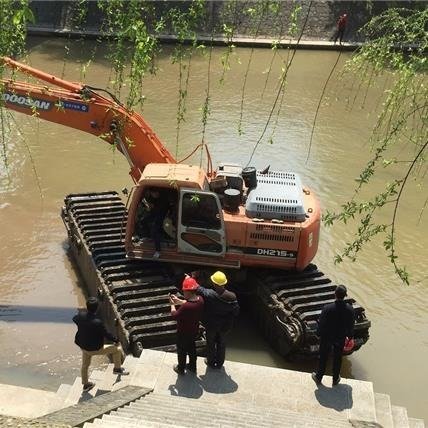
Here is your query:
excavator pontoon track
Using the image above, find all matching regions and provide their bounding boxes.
[61,191,204,356]
[242,266,371,358]
[62,191,370,359]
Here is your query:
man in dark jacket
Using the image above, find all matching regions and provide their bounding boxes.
[196,271,239,369]
[73,297,129,392]
[312,285,355,386]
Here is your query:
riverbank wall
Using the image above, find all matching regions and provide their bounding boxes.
[28,1,423,44]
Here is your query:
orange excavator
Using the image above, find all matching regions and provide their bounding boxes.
[0,57,370,357]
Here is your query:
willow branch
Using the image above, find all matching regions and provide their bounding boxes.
[390,140,428,276]
[246,1,313,165]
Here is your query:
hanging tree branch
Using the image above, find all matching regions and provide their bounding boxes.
[323,7,428,283]
[246,1,313,166]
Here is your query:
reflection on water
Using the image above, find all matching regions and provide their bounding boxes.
[0,305,76,323]
[0,37,426,421]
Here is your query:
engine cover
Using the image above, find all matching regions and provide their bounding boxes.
[245,171,306,222]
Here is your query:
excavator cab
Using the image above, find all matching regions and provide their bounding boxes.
[125,163,231,267]
[129,184,227,263]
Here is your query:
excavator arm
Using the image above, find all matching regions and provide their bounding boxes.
[0,57,175,182]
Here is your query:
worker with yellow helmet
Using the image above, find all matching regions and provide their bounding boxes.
[196,270,240,369]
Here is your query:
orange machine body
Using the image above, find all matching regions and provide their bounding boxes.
[125,163,320,271]
[1,57,320,272]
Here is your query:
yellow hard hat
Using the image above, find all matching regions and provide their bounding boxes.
[210,271,227,286]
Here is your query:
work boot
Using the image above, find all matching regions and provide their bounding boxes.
[113,367,130,376]
[311,372,322,385]
[186,364,197,374]
[83,382,95,392]
[332,375,341,386]
[173,364,185,375]
[204,358,217,369]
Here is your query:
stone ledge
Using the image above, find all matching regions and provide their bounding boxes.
[0,415,71,428]
[35,385,152,427]
[26,26,359,51]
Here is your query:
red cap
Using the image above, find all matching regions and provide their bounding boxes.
[182,276,199,291]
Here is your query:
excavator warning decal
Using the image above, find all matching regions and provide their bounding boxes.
[2,92,52,111]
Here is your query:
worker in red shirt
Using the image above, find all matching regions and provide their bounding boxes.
[169,276,204,375]
[334,13,348,44]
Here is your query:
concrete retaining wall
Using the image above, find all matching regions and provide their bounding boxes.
[28,1,424,43]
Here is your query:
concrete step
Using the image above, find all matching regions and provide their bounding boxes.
[128,400,304,426]
[91,416,187,428]
[131,349,376,423]
[55,383,72,401]
[37,385,151,427]
[116,406,275,428]
[91,369,109,382]
[63,376,84,406]
[103,408,350,428]
[95,364,130,395]
[0,383,64,418]
[374,393,393,428]
[335,376,376,422]
[111,356,139,391]
[83,420,103,427]
[78,369,108,402]
[86,420,187,428]
[103,413,247,428]
[130,393,352,426]
[134,404,347,427]
[106,392,352,427]
[408,418,425,428]
[392,405,410,428]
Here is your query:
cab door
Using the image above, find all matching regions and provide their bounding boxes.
[177,189,226,257]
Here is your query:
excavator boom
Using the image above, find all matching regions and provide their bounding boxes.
[0,57,175,182]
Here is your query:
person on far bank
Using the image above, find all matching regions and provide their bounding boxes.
[334,13,348,44]
[197,271,239,369]
[312,285,355,387]
[169,276,204,375]
[73,297,129,392]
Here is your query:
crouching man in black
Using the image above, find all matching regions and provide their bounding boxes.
[73,297,129,392]
[312,285,355,386]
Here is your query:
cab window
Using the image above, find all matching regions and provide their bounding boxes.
[181,192,221,230]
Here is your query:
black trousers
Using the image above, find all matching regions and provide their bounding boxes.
[176,332,197,371]
[144,210,166,251]
[206,327,228,368]
[334,27,345,43]
[316,337,345,382]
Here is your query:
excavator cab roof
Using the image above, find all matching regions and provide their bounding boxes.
[139,163,209,190]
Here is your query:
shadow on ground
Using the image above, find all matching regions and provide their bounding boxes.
[168,367,238,399]
[314,383,353,411]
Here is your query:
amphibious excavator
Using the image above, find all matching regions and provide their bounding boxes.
[0,57,370,357]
